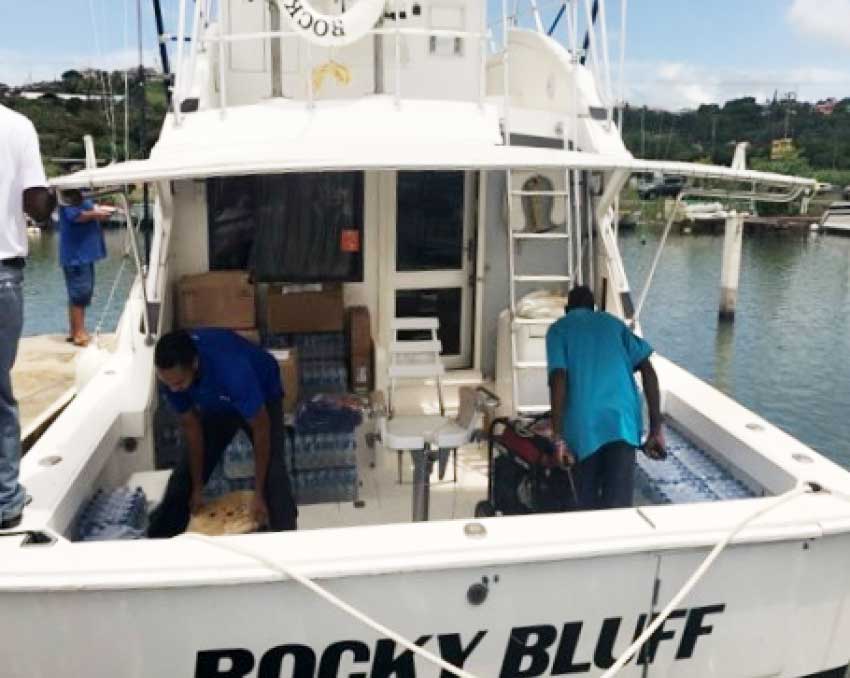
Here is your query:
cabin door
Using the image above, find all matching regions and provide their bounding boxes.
[380,171,475,369]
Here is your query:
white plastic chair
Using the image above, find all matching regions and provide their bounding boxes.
[374,318,479,521]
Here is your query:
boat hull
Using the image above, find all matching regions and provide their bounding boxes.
[3,528,850,678]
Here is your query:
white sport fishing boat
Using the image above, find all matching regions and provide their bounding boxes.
[6,2,850,677]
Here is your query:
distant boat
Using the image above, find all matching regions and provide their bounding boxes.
[821,201,850,235]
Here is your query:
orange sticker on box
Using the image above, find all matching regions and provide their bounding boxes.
[341,229,361,253]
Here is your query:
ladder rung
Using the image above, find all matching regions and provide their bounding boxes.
[516,405,551,414]
[515,361,547,369]
[511,232,570,240]
[514,275,571,282]
[390,340,442,354]
[512,317,558,327]
[511,190,570,197]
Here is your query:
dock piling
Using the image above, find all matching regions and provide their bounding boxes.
[719,211,744,321]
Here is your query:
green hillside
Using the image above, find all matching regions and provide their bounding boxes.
[3,71,848,187]
[0,69,168,178]
[622,96,850,186]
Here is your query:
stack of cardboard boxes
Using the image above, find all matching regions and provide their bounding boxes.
[174,273,373,505]
[347,306,372,395]
[176,272,299,411]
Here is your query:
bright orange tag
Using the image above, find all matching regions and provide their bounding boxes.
[341,229,360,253]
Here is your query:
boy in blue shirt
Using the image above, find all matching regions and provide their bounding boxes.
[58,190,111,346]
[546,286,665,509]
[148,329,298,536]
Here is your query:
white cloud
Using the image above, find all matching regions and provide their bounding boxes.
[788,0,850,50]
[624,60,850,110]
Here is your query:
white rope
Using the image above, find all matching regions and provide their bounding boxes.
[124,0,131,161]
[616,0,627,134]
[94,255,130,338]
[633,194,682,324]
[599,483,813,678]
[182,533,483,678]
[87,0,118,162]
[180,482,831,678]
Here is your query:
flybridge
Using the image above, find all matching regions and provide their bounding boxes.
[195,604,726,678]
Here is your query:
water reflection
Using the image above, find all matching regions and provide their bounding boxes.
[621,230,850,468]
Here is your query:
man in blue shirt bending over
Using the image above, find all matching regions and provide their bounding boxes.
[547,285,665,510]
[58,190,112,346]
[148,329,298,536]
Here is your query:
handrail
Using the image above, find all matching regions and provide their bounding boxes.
[171,1,609,121]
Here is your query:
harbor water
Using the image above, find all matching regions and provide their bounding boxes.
[622,229,850,468]
[22,229,133,338]
[20,227,850,469]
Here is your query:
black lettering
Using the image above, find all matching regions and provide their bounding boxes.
[370,636,431,678]
[196,649,255,678]
[314,19,330,37]
[643,609,687,664]
[437,632,487,678]
[332,20,345,37]
[499,626,557,678]
[281,0,303,19]
[319,641,371,678]
[259,644,317,678]
[298,12,314,29]
[676,604,725,660]
[593,618,624,670]
[551,623,590,675]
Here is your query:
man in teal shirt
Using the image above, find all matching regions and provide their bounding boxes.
[546,286,665,509]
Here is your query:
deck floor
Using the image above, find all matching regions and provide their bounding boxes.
[297,432,491,529]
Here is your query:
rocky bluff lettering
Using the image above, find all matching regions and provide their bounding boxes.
[280,0,345,39]
[195,605,724,677]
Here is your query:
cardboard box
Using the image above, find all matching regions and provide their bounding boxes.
[178,272,255,330]
[350,343,373,395]
[269,348,299,413]
[266,283,344,334]
[347,306,371,356]
[234,328,260,345]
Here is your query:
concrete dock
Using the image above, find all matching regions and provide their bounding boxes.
[12,335,80,437]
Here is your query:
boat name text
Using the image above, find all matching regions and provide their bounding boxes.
[195,603,725,677]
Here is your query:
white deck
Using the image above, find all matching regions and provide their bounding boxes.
[298,436,491,530]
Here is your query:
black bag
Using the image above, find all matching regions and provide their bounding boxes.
[480,417,578,516]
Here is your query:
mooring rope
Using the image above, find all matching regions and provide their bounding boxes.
[181,481,825,678]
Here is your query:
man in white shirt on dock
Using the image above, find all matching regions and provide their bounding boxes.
[0,104,55,529]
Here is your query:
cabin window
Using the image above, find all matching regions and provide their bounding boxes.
[396,171,464,271]
[207,172,364,282]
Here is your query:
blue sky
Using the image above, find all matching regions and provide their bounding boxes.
[2,0,849,110]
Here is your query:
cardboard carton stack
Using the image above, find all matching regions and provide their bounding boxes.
[177,271,256,332]
[347,306,373,395]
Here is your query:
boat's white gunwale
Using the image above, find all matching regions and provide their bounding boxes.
[0,492,838,592]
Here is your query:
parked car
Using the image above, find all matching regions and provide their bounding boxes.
[843,185,850,201]
[637,174,687,200]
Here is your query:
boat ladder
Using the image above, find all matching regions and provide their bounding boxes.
[505,167,576,416]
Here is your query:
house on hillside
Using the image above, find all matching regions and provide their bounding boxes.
[815,98,837,115]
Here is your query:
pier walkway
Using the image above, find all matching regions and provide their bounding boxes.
[12,335,79,443]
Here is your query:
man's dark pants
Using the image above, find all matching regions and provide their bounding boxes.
[576,440,635,510]
[148,398,298,537]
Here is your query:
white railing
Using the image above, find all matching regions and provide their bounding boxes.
[166,0,626,140]
[169,2,490,124]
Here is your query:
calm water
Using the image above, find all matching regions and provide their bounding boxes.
[22,229,133,338]
[20,227,850,468]
[621,229,850,468]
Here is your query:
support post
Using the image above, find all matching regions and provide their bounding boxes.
[719,211,744,321]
